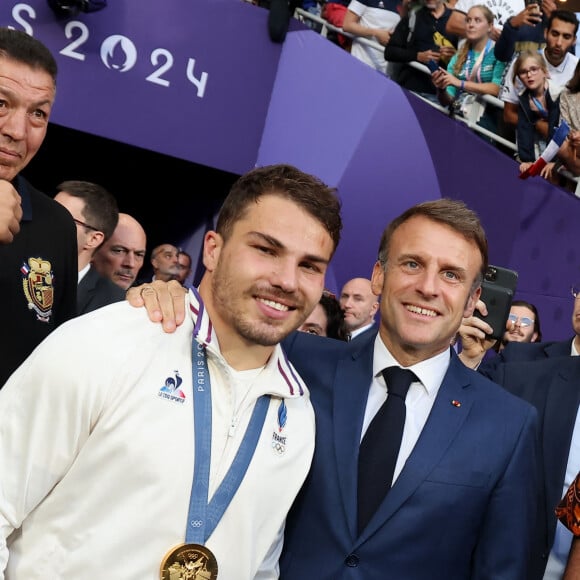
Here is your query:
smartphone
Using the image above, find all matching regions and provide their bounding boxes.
[474,265,519,340]
[483,264,518,290]
[524,0,541,15]
[427,59,439,73]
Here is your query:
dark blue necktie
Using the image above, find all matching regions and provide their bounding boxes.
[357,366,417,533]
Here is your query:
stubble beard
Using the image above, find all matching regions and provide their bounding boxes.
[211,266,296,348]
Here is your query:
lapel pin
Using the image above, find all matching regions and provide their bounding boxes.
[451,400,461,408]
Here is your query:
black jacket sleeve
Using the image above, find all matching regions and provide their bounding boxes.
[384,15,417,63]
[494,19,519,62]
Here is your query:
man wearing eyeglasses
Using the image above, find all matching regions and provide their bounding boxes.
[500,300,542,349]
[460,290,577,367]
[458,287,580,579]
[54,180,126,315]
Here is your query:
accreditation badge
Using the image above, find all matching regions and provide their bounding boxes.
[160,543,218,579]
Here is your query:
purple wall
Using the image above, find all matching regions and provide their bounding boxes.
[259,31,580,341]
[2,0,579,340]
[0,0,282,174]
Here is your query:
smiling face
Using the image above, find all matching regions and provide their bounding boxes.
[372,215,482,366]
[199,194,334,367]
[0,56,54,182]
[503,304,538,343]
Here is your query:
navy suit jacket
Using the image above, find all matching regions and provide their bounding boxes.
[479,338,574,375]
[77,266,125,315]
[348,323,377,343]
[481,354,580,580]
[280,330,539,580]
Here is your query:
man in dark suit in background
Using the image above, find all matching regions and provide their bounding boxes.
[54,180,125,315]
[338,277,378,341]
[485,356,580,580]
[176,249,192,286]
[458,289,580,578]
[127,198,540,579]
[458,285,579,372]
[91,212,147,291]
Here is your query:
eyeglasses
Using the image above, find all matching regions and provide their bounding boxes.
[508,314,534,328]
[572,286,580,299]
[73,218,100,232]
[517,65,542,78]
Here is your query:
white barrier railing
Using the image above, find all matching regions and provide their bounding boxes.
[294,6,580,195]
[294,8,512,146]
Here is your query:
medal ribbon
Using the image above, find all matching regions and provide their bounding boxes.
[465,38,492,84]
[186,341,270,543]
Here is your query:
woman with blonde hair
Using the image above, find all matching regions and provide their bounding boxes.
[431,4,506,137]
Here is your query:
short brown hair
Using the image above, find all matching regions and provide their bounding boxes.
[377,198,488,289]
[216,164,342,255]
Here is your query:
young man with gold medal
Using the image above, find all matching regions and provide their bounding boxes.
[0,164,342,579]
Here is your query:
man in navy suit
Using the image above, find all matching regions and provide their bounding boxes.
[458,291,580,579]
[276,199,538,579]
[458,289,578,372]
[54,181,125,315]
[338,277,378,341]
[130,198,539,579]
[484,356,580,580]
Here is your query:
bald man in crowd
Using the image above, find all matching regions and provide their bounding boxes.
[339,277,379,341]
[92,213,147,290]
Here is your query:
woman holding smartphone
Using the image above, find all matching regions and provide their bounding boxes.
[430,4,506,138]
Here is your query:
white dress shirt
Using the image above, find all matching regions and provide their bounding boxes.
[349,322,375,341]
[361,335,451,484]
[77,262,90,284]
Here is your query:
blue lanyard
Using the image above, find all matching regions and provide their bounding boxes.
[531,94,548,119]
[186,341,270,543]
[465,39,492,82]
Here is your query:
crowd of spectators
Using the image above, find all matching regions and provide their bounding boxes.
[290,0,580,188]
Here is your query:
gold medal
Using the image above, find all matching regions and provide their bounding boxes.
[160,543,218,580]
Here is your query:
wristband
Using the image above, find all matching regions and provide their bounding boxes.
[460,80,465,91]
